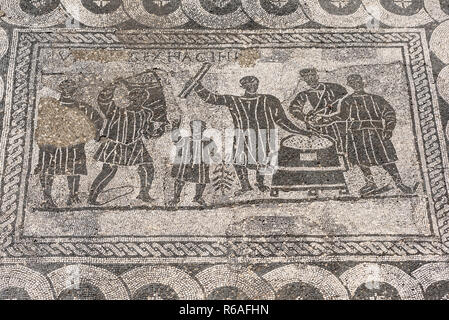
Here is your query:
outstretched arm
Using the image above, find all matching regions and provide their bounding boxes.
[289,92,308,122]
[271,98,312,136]
[194,82,234,107]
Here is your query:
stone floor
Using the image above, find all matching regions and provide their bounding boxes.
[1,0,449,300]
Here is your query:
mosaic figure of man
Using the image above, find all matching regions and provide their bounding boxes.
[289,68,348,151]
[35,80,103,207]
[88,71,169,205]
[191,75,312,196]
[321,74,417,196]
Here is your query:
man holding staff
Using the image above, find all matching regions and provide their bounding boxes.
[180,63,312,196]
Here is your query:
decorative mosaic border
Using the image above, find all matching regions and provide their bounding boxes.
[0,0,448,29]
[0,28,448,261]
[0,0,448,301]
[3,261,449,299]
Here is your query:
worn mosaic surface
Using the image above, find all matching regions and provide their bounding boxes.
[1,0,449,300]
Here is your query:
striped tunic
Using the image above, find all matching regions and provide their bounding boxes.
[93,82,168,166]
[335,93,398,166]
[289,82,348,152]
[171,133,217,184]
[35,97,103,176]
[194,82,308,169]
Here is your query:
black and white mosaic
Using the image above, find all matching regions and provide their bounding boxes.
[1,0,449,300]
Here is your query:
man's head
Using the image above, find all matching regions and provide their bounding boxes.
[347,74,365,92]
[240,76,259,94]
[299,68,319,88]
[190,120,207,138]
[58,79,77,96]
[128,87,149,106]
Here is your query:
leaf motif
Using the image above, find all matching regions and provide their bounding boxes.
[211,161,236,195]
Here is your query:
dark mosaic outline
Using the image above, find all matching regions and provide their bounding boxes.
[0,28,448,263]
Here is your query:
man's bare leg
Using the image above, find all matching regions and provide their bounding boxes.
[255,171,270,192]
[193,183,207,206]
[67,175,81,206]
[359,165,378,196]
[88,164,118,205]
[234,165,253,196]
[382,163,418,194]
[40,174,56,208]
[169,179,185,207]
[136,164,155,202]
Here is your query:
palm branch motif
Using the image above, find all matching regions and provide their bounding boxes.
[211,161,235,194]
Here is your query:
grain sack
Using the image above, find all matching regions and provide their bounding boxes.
[35,97,97,147]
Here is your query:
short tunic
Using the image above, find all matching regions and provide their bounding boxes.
[336,93,398,166]
[36,143,87,175]
[93,81,168,166]
[171,134,217,184]
[94,139,153,166]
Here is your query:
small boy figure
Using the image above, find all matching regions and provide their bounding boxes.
[169,119,219,207]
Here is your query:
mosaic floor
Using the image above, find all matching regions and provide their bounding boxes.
[1,0,449,300]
